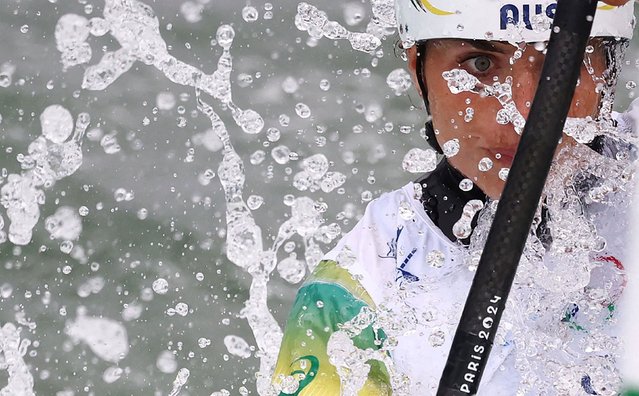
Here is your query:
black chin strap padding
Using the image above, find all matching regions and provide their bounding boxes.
[415,42,430,113]
[424,120,443,154]
[417,159,487,244]
[414,43,444,154]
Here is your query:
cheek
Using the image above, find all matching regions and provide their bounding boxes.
[431,96,469,141]
[431,92,496,144]
[569,70,603,117]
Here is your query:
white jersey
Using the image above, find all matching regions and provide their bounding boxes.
[325,177,628,394]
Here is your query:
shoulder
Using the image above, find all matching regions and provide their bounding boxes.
[357,182,454,247]
[335,183,434,247]
[323,182,463,303]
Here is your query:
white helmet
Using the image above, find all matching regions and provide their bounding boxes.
[395,0,635,44]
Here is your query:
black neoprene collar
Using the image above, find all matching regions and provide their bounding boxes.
[416,159,488,245]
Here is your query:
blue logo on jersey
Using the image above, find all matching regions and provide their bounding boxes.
[500,3,557,30]
[379,227,420,284]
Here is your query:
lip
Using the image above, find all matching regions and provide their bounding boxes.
[488,148,517,163]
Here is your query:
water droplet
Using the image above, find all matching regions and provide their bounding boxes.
[295,103,311,119]
[429,329,446,347]
[386,68,412,95]
[427,250,445,268]
[266,127,281,142]
[464,107,474,122]
[478,157,493,172]
[237,109,264,134]
[45,206,82,240]
[398,201,415,221]
[498,168,510,181]
[402,148,437,173]
[152,278,169,295]
[174,302,189,316]
[442,139,460,158]
[224,335,251,359]
[169,368,190,395]
[302,154,329,179]
[247,195,264,210]
[156,350,177,373]
[156,92,176,110]
[0,283,14,298]
[250,150,266,165]
[319,79,331,91]
[442,69,480,94]
[459,179,474,192]
[242,6,259,23]
[452,200,484,239]
[281,76,299,94]
[180,1,203,23]
[216,25,235,49]
[102,366,123,384]
[279,114,290,127]
[88,17,109,36]
[198,337,211,348]
[100,133,121,154]
[271,145,291,164]
[278,255,306,284]
[40,105,74,144]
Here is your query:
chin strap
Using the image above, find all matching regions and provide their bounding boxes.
[416,159,487,244]
[415,43,444,154]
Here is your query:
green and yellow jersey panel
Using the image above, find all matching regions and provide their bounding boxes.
[272,260,392,395]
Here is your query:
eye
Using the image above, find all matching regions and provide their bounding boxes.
[462,55,493,74]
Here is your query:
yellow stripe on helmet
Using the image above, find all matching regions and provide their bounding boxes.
[420,0,455,15]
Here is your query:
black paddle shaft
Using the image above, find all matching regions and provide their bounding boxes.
[436,0,598,394]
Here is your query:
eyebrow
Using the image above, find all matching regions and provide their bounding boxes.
[458,39,510,54]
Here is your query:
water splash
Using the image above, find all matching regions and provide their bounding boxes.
[44,206,82,241]
[167,368,190,396]
[464,141,635,394]
[0,62,16,88]
[326,304,412,396]
[452,199,485,240]
[54,2,325,386]
[196,86,331,393]
[0,323,35,396]
[442,69,527,134]
[65,311,130,363]
[0,214,6,244]
[295,2,382,54]
[55,0,264,135]
[0,105,88,245]
[292,153,347,193]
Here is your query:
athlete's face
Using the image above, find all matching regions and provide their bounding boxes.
[407,39,608,199]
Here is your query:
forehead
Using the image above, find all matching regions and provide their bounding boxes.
[427,39,514,53]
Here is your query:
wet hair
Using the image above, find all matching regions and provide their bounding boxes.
[412,38,629,154]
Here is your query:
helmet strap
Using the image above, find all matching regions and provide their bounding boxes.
[415,42,443,154]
